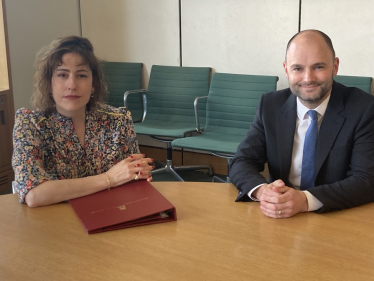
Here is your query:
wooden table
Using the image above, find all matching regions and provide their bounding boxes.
[1,182,374,281]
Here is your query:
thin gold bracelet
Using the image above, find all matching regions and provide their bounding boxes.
[104,172,111,190]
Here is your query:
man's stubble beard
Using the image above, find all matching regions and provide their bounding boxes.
[290,76,334,106]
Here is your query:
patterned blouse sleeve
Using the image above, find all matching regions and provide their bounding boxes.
[121,108,140,155]
[12,109,56,203]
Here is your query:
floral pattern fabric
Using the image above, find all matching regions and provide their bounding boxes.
[12,103,140,203]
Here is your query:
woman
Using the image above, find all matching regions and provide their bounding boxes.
[12,36,153,207]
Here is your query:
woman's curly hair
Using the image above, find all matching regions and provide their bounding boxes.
[31,36,107,115]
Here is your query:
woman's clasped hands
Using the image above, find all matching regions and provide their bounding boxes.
[105,154,154,188]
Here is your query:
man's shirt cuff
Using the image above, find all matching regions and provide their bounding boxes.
[303,190,323,211]
[247,184,266,201]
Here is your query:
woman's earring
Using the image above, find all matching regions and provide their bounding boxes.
[91,90,94,98]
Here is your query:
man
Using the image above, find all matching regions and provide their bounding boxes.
[229,29,374,218]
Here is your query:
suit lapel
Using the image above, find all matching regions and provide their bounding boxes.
[315,83,345,176]
[276,93,297,183]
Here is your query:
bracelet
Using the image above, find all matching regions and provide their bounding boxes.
[104,172,111,190]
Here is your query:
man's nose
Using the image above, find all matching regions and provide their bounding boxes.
[303,69,315,83]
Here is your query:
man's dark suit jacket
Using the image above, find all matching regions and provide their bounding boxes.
[229,81,374,213]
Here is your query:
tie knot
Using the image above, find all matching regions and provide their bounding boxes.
[308,110,318,120]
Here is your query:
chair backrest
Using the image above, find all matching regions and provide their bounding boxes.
[334,75,372,93]
[205,72,278,136]
[146,65,211,125]
[102,62,143,120]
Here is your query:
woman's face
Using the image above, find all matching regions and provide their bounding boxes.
[51,52,94,117]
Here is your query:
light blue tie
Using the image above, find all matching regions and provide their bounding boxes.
[300,110,318,190]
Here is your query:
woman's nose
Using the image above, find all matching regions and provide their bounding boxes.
[67,76,77,90]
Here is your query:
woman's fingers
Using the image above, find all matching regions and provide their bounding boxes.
[107,154,154,185]
[124,153,145,162]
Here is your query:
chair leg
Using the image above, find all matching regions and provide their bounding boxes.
[152,159,185,182]
[150,139,214,181]
[211,156,232,183]
[169,166,185,182]
[212,175,231,183]
[151,140,185,182]
[153,160,166,168]
[174,165,213,176]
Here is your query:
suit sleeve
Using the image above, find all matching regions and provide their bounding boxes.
[229,95,269,202]
[309,99,374,213]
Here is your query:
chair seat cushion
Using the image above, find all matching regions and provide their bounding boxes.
[172,132,244,155]
[135,120,197,138]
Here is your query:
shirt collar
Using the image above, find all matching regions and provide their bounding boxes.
[296,93,331,120]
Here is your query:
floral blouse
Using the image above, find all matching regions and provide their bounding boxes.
[12,104,140,203]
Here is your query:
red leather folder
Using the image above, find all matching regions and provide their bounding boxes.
[69,181,177,234]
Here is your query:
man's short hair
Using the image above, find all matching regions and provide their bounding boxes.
[285,30,336,61]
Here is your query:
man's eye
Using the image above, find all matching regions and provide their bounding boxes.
[293,68,301,71]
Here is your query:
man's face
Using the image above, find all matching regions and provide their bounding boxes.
[283,33,339,108]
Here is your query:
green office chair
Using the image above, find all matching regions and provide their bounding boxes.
[172,72,279,182]
[125,65,212,181]
[102,62,144,122]
[334,75,372,93]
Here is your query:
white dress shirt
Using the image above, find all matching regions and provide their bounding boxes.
[247,95,331,211]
